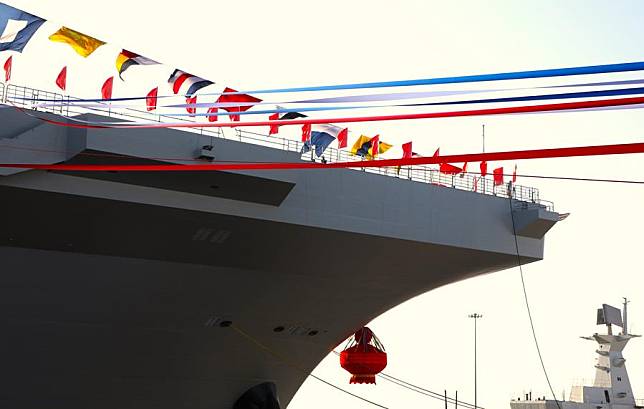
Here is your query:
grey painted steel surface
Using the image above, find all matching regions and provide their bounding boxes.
[0,105,559,409]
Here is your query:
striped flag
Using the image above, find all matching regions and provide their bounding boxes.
[116,49,159,79]
[168,69,213,96]
[300,124,344,157]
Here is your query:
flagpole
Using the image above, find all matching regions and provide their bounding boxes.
[2,54,9,103]
[61,77,66,116]
[482,124,485,153]
[3,58,8,104]
[481,124,486,194]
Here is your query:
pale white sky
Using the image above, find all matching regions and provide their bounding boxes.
[4,1,644,409]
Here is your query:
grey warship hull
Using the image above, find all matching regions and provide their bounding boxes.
[0,84,559,409]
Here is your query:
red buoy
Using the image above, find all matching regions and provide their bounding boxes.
[339,327,387,384]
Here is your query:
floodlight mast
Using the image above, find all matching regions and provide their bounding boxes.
[468,313,483,409]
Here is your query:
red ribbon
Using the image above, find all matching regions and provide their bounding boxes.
[29,96,644,130]
[2,142,644,171]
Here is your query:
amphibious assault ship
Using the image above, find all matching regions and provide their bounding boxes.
[0,82,562,409]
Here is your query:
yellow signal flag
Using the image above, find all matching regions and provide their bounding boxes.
[374,141,392,156]
[350,135,393,159]
[350,135,371,155]
[49,27,105,58]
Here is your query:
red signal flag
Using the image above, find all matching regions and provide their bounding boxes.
[268,113,279,135]
[207,106,218,122]
[439,163,462,174]
[3,56,12,82]
[459,162,468,178]
[145,87,158,111]
[301,123,311,142]
[370,134,380,159]
[480,160,488,177]
[186,95,197,116]
[101,76,114,100]
[402,141,413,159]
[337,128,348,149]
[216,87,261,122]
[493,167,504,185]
[512,164,517,183]
[55,66,67,91]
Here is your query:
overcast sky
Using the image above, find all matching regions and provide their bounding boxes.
[4,1,644,408]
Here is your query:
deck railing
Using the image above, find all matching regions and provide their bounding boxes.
[1,83,553,211]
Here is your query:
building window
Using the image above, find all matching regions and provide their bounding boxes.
[617,377,622,381]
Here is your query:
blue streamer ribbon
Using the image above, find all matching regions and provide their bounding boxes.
[13,61,644,103]
[239,61,644,94]
[406,86,644,107]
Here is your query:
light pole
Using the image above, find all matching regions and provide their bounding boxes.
[469,313,483,409]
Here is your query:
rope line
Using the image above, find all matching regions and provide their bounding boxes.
[462,171,644,185]
[2,144,644,185]
[13,61,644,102]
[230,325,390,409]
[331,350,480,409]
[21,96,644,129]
[508,193,563,409]
[4,140,644,171]
[27,86,644,113]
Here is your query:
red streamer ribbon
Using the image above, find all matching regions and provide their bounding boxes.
[2,142,644,171]
[29,96,644,130]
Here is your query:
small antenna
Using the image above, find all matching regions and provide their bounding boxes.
[623,297,629,335]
